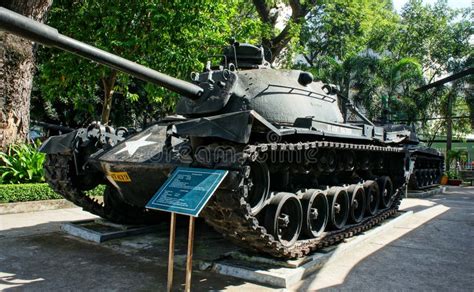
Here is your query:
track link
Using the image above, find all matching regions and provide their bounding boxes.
[44,153,161,224]
[201,141,406,258]
[409,152,444,190]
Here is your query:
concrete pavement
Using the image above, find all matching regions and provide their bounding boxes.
[0,186,473,291]
[297,187,474,291]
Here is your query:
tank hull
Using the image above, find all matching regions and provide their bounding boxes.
[88,112,404,209]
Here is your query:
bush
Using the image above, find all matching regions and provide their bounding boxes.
[0,183,105,203]
[0,141,45,184]
[446,170,459,180]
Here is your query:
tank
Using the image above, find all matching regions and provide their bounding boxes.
[0,8,442,258]
[407,147,444,189]
[383,124,444,190]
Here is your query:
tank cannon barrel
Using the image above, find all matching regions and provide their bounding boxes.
[0,7,203,99]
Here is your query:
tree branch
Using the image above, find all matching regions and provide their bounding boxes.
[252,0,320,62]
[427,121,444,147]
[302,53,314,67]
[269,2,307,60]
[288,0,305,18]
[252,0,271,24]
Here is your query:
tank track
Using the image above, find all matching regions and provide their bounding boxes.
[200,141,406,258]
[408,153,444,190]
[44,153,160,224]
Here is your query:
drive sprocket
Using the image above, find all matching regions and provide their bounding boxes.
[44,153,162,224]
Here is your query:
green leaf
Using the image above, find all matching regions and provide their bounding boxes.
[0,143,46,184]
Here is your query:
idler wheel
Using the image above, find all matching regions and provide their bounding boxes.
[301,189,329,238]
[377,176,393,208]
[326,187,350,230]
[246,161,270,215]
[363,180,380,216]
[264,193,303,247]
[347,184,366,223]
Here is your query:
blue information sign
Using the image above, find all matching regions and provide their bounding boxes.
[146,167,228,217]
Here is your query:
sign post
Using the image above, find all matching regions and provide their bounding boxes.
[146,167,228,292]
[185,216,195,292]
[167,212,176,292]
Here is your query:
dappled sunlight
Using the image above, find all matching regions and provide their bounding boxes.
[0,272,44,290]
[295,200,450,291]
[400,198,437,208]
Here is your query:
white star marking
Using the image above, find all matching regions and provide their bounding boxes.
[115,133,158,156]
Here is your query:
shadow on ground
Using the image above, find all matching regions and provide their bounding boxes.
[1,187,472,291]
[295,186,474,291]
[0,218,248,291]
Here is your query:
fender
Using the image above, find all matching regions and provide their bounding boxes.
[39,130,78,154]
[173,110,281,143]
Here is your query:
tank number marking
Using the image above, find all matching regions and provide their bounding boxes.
[109,171,132,182]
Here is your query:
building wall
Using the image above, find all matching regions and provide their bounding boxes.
[430,140,474,167]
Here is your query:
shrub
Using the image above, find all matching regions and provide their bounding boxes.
[0,183,61,203]
[0,141,45,184]
[0,183,105,203]
[446,170,459,180]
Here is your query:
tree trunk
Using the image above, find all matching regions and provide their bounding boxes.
[252,0,317,63]
[0,0,52,150]
[100,70,117,125]
[466,94,474,129]
[445,93,453,171]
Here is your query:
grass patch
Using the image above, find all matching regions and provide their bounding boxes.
[0,183,105,203]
